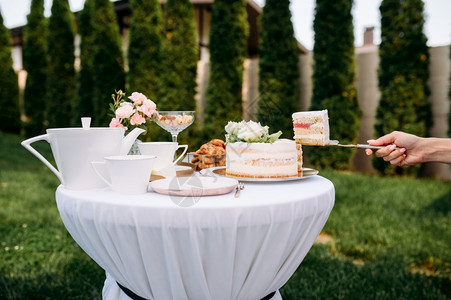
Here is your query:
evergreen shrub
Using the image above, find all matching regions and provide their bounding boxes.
[128,0,163,100]
[0,11,20,134]
[91,0,125,127]
[46,0,76,128]
[256,0,299,138]
[159,0,197,111]
[73,0,95,126]
[23,0,48,136]
[152,0,198,143]
[128,0,164,141]
[375,0,431,175]
[309,0,361,169]
[203,0,248,141]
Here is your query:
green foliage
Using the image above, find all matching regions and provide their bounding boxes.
[22,0,48,136]
[46,0,76,128]
[152,0,198,143]
[128,0,164,142]
[159,0,198,111]
[375,0,431,175]
[203,0,248,141]
[256,0,299,139]
[91,0,125,127]
[310,0,361,169]
[128,0,163,101]
[73,0,95,126]
[0,11,20,134]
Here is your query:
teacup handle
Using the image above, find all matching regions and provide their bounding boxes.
[21,134,64,184]
[173,144,188,165]
[91,161,112,187]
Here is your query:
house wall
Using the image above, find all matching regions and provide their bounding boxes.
[423,46,451,180]
[353,45,381,174]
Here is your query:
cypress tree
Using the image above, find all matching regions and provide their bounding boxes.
[0,10,20,133]
[128,0,163,100]
[309,0,360,169]
[91,0,125,127]
[152,0,198,143]
[375,0,431,175]
[46,0,76,128]
[73,0,95,126]
[159,0,198,111]
[23,0,48,136]
[256,0,300,138]
[203,0,248,139]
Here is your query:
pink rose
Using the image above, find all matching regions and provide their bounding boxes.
[128,92,147,105]
[138,99,157,118]
[109,118,127,130]
[130,113,145,126]
[115,103,134,119]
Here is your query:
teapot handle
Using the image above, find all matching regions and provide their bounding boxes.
[21,134,64,184]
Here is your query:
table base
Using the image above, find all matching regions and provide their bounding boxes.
[103,273,282,300]
[117,281,277,300]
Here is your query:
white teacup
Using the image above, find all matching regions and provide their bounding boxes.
[138,142,188,173]
[91,155,156,194]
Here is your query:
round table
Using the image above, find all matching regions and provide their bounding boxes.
[56,174,334,300]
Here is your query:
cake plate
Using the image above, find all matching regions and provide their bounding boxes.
[199,167,318,182]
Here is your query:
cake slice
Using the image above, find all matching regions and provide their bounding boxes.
[292,110,330,146]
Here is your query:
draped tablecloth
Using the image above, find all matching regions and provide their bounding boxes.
[56,175,335,300]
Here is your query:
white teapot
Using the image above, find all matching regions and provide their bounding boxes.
[21,118,145,190]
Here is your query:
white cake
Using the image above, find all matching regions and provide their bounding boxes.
[226,139,299,178]
[292,110,330,146]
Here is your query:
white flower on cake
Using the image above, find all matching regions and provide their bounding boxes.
[225,120,282,143]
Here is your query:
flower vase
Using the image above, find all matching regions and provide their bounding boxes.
[129,139,142,155]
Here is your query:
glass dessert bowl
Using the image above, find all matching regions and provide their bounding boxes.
[154,111,195,142]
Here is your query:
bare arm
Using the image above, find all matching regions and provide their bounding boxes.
[366,131,451,166]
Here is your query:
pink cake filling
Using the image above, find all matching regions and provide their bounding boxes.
[293,123,312,129]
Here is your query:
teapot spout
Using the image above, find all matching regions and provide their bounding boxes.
[120,128,146,154]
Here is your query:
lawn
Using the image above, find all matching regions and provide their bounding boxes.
[0,132,450,299]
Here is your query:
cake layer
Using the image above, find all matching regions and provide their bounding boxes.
[226,139,298,178]
[293,124,326,135]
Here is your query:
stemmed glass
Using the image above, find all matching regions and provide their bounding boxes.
[154,111,195,143]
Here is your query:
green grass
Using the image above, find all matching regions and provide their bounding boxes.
[1,132,450,299]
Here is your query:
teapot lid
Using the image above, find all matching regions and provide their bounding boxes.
[81,117,91,129]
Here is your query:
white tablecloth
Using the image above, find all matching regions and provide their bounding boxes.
[56,175,334,300]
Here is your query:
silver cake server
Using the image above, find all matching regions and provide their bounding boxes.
[328,140,399,150]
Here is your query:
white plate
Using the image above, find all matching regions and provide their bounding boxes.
[200,167,319,182]
[150,176,238,197]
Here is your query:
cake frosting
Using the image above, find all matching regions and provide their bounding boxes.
[292,110,330,146]
[226,139,299,178]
